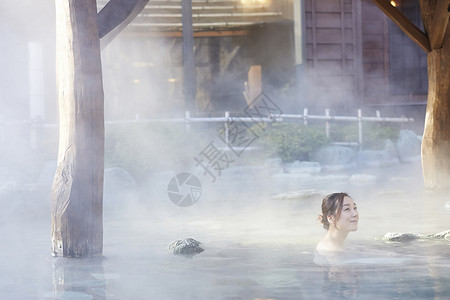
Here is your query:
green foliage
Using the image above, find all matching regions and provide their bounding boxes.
[105,123,215,182]
[330,123,400,150]
[363,124,399,149]
[252,123,329,162]
[104,120,401,181]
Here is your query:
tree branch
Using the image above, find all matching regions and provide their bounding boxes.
[373,0,431,52]
[429,0,450,49]
[97,0,149,49]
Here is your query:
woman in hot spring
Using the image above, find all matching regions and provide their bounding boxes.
[316,192,359,255]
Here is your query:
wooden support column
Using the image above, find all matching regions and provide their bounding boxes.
[420,0,450,190]
[52,0,148,257]
[422,44,450,189]
[246,65,262,105]
[52,0,105,257]
[182,0,197,112]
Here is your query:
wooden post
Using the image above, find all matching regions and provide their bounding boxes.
[421,43,450,189]
[182,0,197,112]
[225,111,230,144]
[52,0,104,257]
[419,0,450,190]
[303,108,308,125]
[51,0,148,257]
[246,65,262,105]
[358,109,363,150]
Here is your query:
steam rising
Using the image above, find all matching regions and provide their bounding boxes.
[0,1,448,299]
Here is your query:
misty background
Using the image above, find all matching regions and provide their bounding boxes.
[1,1,448,299]
[0,0,429,235]
[0,0,430,247]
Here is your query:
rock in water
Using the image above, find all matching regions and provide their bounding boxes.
[383,232,422,243]
[427,230,450,239]
[383,230,450,243]
[168,238,204,258]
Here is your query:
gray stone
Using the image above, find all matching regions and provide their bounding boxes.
[357,140,400,167]
[284,161,321,174]
[324,163,358,172]
[426,230,450,239]
[225,165,267,179]
[384,230,450,243]
[383,232,422,243]
[264,158,284,173]
[349,174,377,185]
[312,146,356,171]
[271,189,330,201]
[271,173,315,183]
[168,238,204,258]
[317,174,350,182]
[384,139,399,158]
[396,129,421,162]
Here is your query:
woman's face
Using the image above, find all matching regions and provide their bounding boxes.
[334,196,358,232]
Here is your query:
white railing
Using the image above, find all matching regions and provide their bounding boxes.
[105,109,414,147]
[0,108,414,149]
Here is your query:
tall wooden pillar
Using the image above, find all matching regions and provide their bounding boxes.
[182,0,197,112]
[422,46,450,189]
[52,0,105,257]
[420,0,450,190]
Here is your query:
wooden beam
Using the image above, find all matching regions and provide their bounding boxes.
[97,0,149,49]
[373,0,431,52]
[118,29,250,38]
[429,0,450,50]
[194,30,249,37]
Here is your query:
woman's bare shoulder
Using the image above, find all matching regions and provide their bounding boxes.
[316,240,344,253]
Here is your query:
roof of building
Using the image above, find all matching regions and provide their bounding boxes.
[98,0,290,37]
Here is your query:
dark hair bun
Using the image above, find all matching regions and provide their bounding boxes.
[320,192,349,230]
[317,214,329,230]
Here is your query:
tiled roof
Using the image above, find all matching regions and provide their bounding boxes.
[98,0,288,34]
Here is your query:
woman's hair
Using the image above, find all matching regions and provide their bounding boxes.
[318,192,350,230]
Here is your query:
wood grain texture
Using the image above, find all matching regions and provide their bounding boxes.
[421,41,450,189]
[52,0,104,258]
[429,0,450,49]
[97,0,149,49]
[373,0,431,52]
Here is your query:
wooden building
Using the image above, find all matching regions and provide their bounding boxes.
[98,0,427,118]
[303,0,426,113]
[99,0,298,117]
[0,0,427,123]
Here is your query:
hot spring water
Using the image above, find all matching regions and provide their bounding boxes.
[1,161,449,299]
